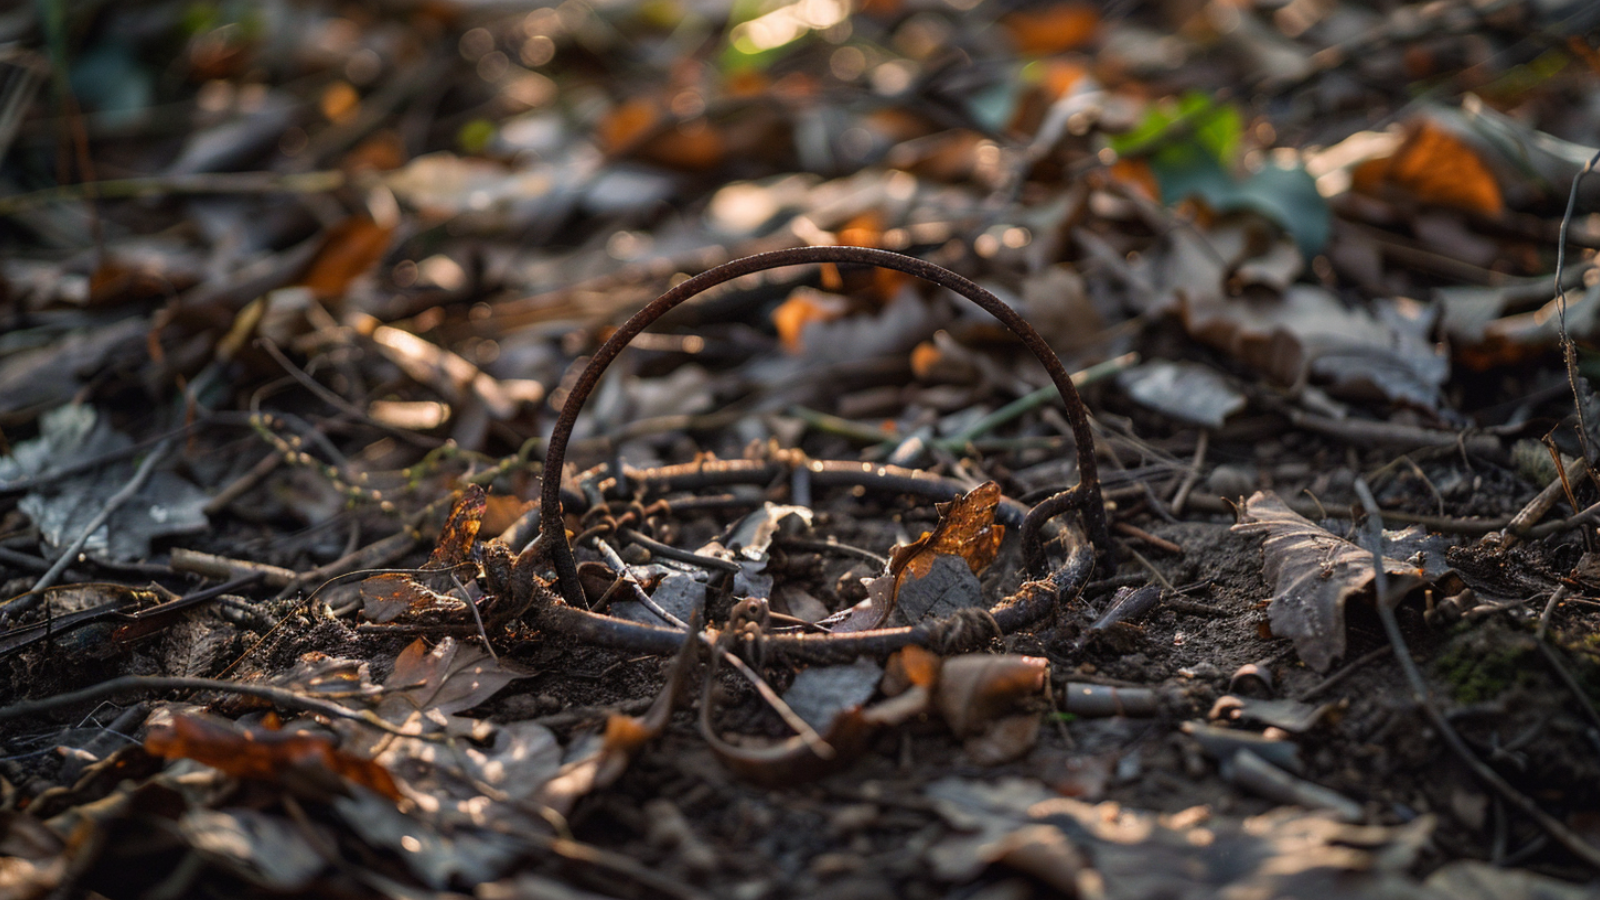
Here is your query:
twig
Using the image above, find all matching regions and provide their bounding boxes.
[1122,545,1176,594]
[1554,148,1600,472]
[1354,477,1600,869]
[259,339,444,449]
[945,353,1138,446]
[0,675,422,736]
[170,548,297,588]
[1113,521,1183,555]
[1501,457,1588,544]
[1183,493,1512,534]
[1170,430,1207,516]
[31,436,173,592]
[1295,645,1393,702]
[0,170,344,215]
[1535,639,1600,734]
[1287,410,1500,455]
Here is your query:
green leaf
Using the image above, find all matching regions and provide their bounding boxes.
[1140,132,1331,256]
[1109,92,1241,163]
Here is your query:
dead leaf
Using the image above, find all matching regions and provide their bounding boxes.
[179,807,327,890]
[299,214,392,299]
[894,481,1006,580]
[1352,120,1504,216]
[360,485,486,622]
[1118,360,1246,428]
[145,712,401,800]
[377,636,519,720]
[597,97,725,170]
[926,777,1436,899]
[1001,4,1100,55]
[935,654,1048,737]
[427,484,487,568]
[1232,491,1428,672]
[782,658,883,731]
[964,714,1041,765]
[772,287,851,353]
[0,810,66,898]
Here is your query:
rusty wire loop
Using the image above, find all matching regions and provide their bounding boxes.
[531,246,1112,661]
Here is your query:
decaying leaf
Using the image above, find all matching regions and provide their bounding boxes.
[1232,491,1428,672]
[782,658,884,731]
[0,404,209,560]
[376,636,520,721]
[926,776,1436,899]
[299,214,393,299]
[179,807,327,891]
[1118,360,1246,429]
[935,654,1049,737]
[1352,120,1504,216]
[360,485,486,623]
[825,482,1006,632]
[145,712,402,800]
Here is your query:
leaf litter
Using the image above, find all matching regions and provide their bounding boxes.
[2,0,1600,897]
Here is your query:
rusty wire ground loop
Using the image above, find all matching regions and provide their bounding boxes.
[531,246,1112,661]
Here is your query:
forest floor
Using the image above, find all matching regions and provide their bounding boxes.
[3,1,1600,897]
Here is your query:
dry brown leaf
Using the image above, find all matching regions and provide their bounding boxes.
[378,637,519,720]
[359,485,485,622]
[300,215,394,299]
[772,287,850,352]
[1351,120,1504,216]
[964,714,1041,766]
[1001,4,1100,55]
[935,654,1048,737]
[828,482,1006,631]
[596,97,725,170]
[146,712,401,800]
[884,644,943,695]
[894,481,1006,580]
[1231,491,1427,672]
[426,483,486,568]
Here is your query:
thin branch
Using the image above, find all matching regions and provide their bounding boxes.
[0,675,424,737]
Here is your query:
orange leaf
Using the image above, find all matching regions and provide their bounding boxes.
[886,645,942,693]
[300,215,394,299]
[343,129,407,173]
[1351,121,1503,216]
[597,97,725,170]
[146,713,401,800]
[771,288,850,352]
[893,482,1006,580]
[428,483,487,568]
[1040,59,1087,101]
[596,98,660,153]
[1001,4,1099,56]
[1107,157,1160,202]
[910,341,943,380]
[482,493,534,537]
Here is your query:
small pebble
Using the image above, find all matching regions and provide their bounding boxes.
[1208,464,1256,498]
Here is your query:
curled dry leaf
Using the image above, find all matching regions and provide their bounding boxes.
[361,485,486,623]
[830,482,1007,632]
[935,654,1049,737]
[1232,491,1428,672]
[145,712,401,801]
